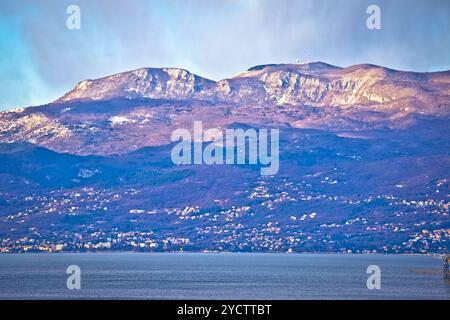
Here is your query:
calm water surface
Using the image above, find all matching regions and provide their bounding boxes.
[0,253,448,299]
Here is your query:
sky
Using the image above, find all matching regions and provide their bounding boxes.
[0,0,449,110]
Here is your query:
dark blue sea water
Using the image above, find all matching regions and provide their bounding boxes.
[0,253,448,299]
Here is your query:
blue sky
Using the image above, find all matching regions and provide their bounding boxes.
[0,0,449,110]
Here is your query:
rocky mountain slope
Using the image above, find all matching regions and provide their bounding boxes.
[1,62,449,155]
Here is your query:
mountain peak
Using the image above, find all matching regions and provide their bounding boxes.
[247,61,340,72]
[232,62,341,79]
[56,67,216,103]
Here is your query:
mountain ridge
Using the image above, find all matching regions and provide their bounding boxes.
[0,61,449,156]
[55,62,450,107]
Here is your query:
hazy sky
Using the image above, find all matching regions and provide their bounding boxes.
[0,0,449,110]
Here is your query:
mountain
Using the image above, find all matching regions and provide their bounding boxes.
[1,62,449,155]
[0,62,448,253]
[56,67,217,103]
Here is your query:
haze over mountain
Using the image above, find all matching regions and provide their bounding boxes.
[0,62,448,254]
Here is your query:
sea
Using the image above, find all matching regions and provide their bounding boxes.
[0,253,448,300]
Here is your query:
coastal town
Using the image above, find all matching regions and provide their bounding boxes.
[1,174,448,254]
